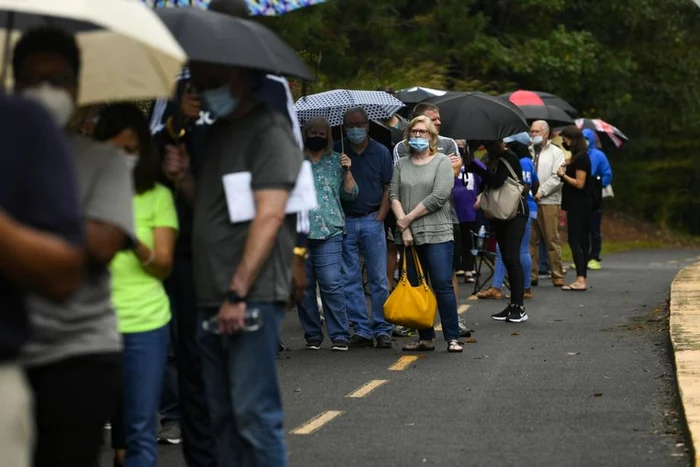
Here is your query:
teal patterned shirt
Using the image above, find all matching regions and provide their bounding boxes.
[309,151,359,240]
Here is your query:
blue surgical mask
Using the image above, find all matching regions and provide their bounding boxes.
[201,85,239,118]
[408,137,430,152]
[346,128,367,145]
[531,135,543,145]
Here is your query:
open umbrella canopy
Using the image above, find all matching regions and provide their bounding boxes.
[156,7,314,80]
[295,89,405,127]
[576,118,628,149]
[395,86,450,105]
[0,0,187,104]
[145,0,326,15]
[424,92,529,141]
[500,90,578,118]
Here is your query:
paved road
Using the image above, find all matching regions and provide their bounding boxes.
[100,249,697,467]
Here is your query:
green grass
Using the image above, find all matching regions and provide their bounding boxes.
[560,240,668,263]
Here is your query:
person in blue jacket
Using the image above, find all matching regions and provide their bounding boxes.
[582,129,613,270]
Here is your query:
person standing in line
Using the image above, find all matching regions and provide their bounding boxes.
[335,107,395,349]
[190,58,303,466]
[467,140,529,323]
[582,128,612,270]
[529,120,566,287]
[0,93,85,467]
[391,116,463,352]
[558,126,594,291]
[298,117,358,351]
[13,28,135,467]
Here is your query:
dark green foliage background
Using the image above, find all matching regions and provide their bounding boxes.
[264,0,700,234]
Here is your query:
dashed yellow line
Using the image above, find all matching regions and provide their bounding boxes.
[346,379,388,398]
[468,295,479,301]
[290,410,344,435]
[389,355,418,371]
[458,304,470,314]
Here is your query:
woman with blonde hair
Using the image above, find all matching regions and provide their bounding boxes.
[297,117,358,351]
[390,116,463,353]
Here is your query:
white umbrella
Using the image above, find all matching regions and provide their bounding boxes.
[0,0,187,104]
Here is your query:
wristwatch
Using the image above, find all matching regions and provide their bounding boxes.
[226,290,247,304]
[293,247,309,260]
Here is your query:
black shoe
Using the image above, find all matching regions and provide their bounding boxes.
[531,280,539,287]
[331,340,349,352]
[348,334,374,348]
[506,305,528,323]
[491,307,510,321]
[305,340,322,350]
[375,335,392,349]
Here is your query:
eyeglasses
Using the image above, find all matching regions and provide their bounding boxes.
[409,129,429,137]
[345,121,368,129]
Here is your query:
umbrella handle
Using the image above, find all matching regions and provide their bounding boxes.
[0,12,14,92]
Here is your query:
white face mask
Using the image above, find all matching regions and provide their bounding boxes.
[531,135,544,145]
[21,82,75,128]
[122,154,138,172]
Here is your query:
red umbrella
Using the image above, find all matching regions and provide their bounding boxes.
[500,90,578,117]
[500,90,574,127]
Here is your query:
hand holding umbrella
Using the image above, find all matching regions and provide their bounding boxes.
[340,153,351,172]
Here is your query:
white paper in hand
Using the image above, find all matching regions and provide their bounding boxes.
[223,161,318,224]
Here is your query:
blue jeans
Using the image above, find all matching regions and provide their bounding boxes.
[197,303,287,467]
[298,235,350,343]
[494,218,533,290]
[123,325,169,467]
[403,242,460,341]
[342,214,392,339]
[539,237,550,274]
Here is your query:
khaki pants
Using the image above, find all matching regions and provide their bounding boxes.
[0,364,33,467]
[530,204,564,281]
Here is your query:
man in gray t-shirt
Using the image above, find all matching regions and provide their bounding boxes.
[190,61,303,467]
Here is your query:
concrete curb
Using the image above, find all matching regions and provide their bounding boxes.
[670,262,700,464]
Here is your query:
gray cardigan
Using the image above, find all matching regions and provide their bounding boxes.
[389,153,454,246]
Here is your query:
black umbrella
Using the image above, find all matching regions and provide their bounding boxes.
[395,86,451,105]
[155,8,314,80]
[424,92,529,141]
[513,104,574,127]
[500,90,578,118]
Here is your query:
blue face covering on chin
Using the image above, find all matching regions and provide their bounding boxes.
[346,128,367,144]
[202,85,240,119]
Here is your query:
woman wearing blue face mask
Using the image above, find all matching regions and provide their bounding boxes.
[389,116,462,353]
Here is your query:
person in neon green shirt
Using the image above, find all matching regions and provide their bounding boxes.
[94,103,178,467]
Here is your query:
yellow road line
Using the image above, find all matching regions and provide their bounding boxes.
[389,355,418,371]
[458,304,470,314]
[435,323,442,331]
[346,379,388,398]
[290,410,343,435]
[468,295,479,301]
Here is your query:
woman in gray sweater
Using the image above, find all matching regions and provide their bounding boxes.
[389,116,463,353]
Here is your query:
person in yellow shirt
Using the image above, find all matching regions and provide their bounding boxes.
[94,104,179,467]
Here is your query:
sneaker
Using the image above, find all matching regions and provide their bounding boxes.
[392,325,415,337]
[531,280,539,287]
[305,340,322,350]
[458,318,472,337]
[538,272,551,278]
[588,259,602,270]
[348,334,374,348]
[506,305,528,323]
[375,335,393,349]
[331,340,349,352]
[158,422,182,445]
[491,307,510,321]
[455,270,465,276]
[278,340,286,353]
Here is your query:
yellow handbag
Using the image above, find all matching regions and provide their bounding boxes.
[383,247,437,330]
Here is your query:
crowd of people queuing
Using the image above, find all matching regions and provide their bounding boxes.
[0,3,615,467]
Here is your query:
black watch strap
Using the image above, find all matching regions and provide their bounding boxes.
[226,290,247,304]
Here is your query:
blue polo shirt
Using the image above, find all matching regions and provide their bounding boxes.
[0,95,83,362]
[334,138,393,215]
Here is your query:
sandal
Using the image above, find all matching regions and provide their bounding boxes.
[562,283,587,292]
[447,339,464,353]
[402,340,435,352]
[476,287,503,299]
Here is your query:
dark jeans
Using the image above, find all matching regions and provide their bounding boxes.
[164,255,217,466]
[160,316,181,425]
[402,241,460,341]
[491,215,527,306]
[539,240,550,274]
[590,207,603,261]
[27,353,121,467]
[568,206,591,279]
[198,303,287,467]
[459,221,478,272]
